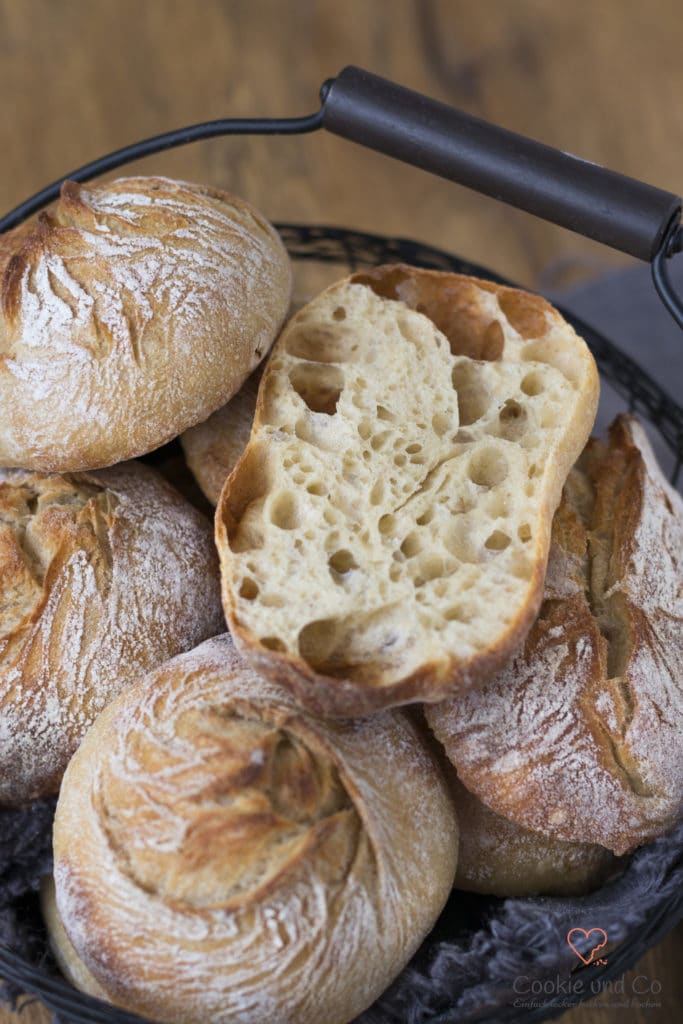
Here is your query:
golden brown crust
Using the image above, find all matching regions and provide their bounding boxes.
[449,774,617,897]
[0,176,291,472]
[427,416,683,855]
[216,265,599,717]
[0,461,224,805]
[181,366,263,505]
[49,634,458,1024]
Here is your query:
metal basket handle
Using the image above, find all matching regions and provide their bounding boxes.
[1,65,682,326]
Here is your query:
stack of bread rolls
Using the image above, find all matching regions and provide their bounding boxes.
[1,174,680,1024]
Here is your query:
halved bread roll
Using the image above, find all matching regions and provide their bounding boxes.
[427,416,683,856]
[216,265,599,716]
[47,634,458,1024]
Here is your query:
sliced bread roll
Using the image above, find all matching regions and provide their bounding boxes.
[216,265,599,716]
[426,416,683,855]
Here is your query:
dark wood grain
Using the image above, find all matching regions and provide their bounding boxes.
[0,2,681,1023]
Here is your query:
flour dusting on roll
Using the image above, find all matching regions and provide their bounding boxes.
[46,634,457,1024]
[0,176,291,472]
[0,462,223,805]
[427,416,683,855]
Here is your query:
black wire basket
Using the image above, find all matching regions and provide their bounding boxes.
[0,226,682,1024]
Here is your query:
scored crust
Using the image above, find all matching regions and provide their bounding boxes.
[48,634,457,1024]
[216,265,599,716]
[0,461,224,805]
[0,176,291,472]
[427,416,683,856]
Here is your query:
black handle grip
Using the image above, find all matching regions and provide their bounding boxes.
[321,66,681,262]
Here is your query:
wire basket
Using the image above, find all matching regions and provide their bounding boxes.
[0,226,681,1024]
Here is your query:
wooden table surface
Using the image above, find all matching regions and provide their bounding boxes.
[1,2,681,1022]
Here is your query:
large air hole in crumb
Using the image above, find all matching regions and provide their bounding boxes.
[329,550,358,574]
[523,339,581,384]
[499,291,548,338]
[377,405,393,422]
[286,327,350,363]
[371,431,391,451]
[370,480,384,505]
[485,530,511,551]
[332,306,347,321]
[239,578,259,600]
[358,420,372,440]
[498,399,528,441]
[298,618,339,667]
[261,636,287,652]
[379,514,397,535]
[307,481,326,496]
[430,412,450,437]
[445,604,471,623]
[289,363,345,414]
[406,443,422,454]
[518,523,532,542]
[468,447,509,488]
[400,533,422,558]
[394,453,407,467]
[270,493,299,530]
[521,372,545,397]
[416,508,434,526]
[452,362,491,425]
[224,445,270,550]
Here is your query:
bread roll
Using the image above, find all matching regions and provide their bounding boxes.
[216,265,599,716]
[0,462,223,805]
[427,416,683,856]
[0,176,291,472]
[48,634,458,1024]
[181,366,262,504]
[450,774,617,897]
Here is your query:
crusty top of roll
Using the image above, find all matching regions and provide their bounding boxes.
[0,461,223,805]
[427,416,683,855]
[51,634,457,1024]
[0,176,291,472]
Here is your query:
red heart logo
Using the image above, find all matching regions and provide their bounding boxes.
[566,927,608,965]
